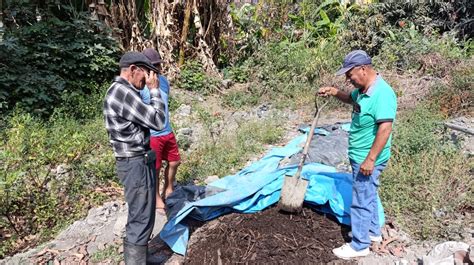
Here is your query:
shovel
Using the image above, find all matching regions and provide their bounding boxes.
[279,98,328,213]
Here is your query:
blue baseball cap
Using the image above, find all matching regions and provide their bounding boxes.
[336,50,372,76]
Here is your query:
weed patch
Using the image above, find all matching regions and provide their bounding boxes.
[380,106,473,239]
[90,244,122,263]
[177,116,284,183]
[0,111,115,258]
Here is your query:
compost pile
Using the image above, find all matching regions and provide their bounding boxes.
[184,206,355,264]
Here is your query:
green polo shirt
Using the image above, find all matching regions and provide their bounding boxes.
[349,75,397,165]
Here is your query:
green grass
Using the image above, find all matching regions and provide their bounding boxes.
[177,115,285,183]
[90,244,122,263]
[0,111,115,258]
[222,90,259,109]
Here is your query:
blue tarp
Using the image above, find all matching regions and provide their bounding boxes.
[160,129,385,255]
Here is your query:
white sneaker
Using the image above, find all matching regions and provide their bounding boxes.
[332,243,370,259]
[369,235,382,242]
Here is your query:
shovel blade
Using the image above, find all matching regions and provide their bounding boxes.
[278,175,308,213]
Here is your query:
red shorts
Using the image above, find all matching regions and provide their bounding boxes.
[150,133,181,170]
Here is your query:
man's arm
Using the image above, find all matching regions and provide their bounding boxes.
[140,87,151,105]
[120,89,166,132]
[318,86,353,104]
[359,122,393,175]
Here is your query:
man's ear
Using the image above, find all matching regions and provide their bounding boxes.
[130,65,141,77]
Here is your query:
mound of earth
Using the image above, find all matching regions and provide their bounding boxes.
[184,206,354,264]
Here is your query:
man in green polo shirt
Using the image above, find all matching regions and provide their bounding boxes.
[318,50,397,259]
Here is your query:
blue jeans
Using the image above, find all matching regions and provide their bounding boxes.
[350,159,387,251]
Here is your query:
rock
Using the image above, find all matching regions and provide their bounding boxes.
[231,111,250,122]
[176,105,192,116]
[256,103,271,118]
[113,206,128,237]
[204,175,219,184]
[388,228,398,238]
[287,111,300,121]
[57,220,91,240]
[55,164,70,177]
[221,79,233,89]
[434,209,446,218]
[87,244,98,256]
[422,241,470,265]
[177,127,193,136]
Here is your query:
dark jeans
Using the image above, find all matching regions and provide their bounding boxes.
[116,150,157,246]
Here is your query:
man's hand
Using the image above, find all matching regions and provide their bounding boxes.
[318,86,338,97]
[360,157,375,176]
[145,71,159,89]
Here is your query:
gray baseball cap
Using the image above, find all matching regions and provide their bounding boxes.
[119,51,159,73]
[336,50,372,76]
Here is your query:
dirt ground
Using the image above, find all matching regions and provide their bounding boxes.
[184,206,355,264]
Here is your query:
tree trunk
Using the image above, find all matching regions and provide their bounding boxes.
[0,0,4,42]
[193,0,219,74]
[179,0,193,67]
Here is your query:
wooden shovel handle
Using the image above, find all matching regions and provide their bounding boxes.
[296,99,329,176]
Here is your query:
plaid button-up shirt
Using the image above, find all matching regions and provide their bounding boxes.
[103,76,166,158]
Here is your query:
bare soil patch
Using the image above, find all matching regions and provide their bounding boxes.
[184,206,355,264]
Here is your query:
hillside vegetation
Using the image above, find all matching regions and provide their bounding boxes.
[0,0,472,258]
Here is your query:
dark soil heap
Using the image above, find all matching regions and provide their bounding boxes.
[184,206,355,264]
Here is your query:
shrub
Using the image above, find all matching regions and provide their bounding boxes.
[177,61,220,95]
[0,15,119,117]
[341,9,387,56]
[222,90,259,109]
[223,64,250,83]
[374,0,473,39]
[430,61,474,116]
[0,111,115,258]
[58,82,110,120]
[373,25,468,76]
[381,105,473,239]
[244,39,347,108]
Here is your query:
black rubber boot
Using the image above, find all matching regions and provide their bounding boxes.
[146,253,167,265]
[123,241,147,265]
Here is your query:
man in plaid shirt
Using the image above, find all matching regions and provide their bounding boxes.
[103,51,166,264]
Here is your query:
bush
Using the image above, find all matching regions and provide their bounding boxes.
[223,64,250,83]
[341,9,387,56]
[381,105,473,239]
[177,61,220,95]
[374,0,473,39]
[244,39,347,108]
[0,111,115,258]
[58,82,110,120]
[0,15,119,117]
[430,61,474,116]
[373,26,468,76]
[222,90,259,109]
